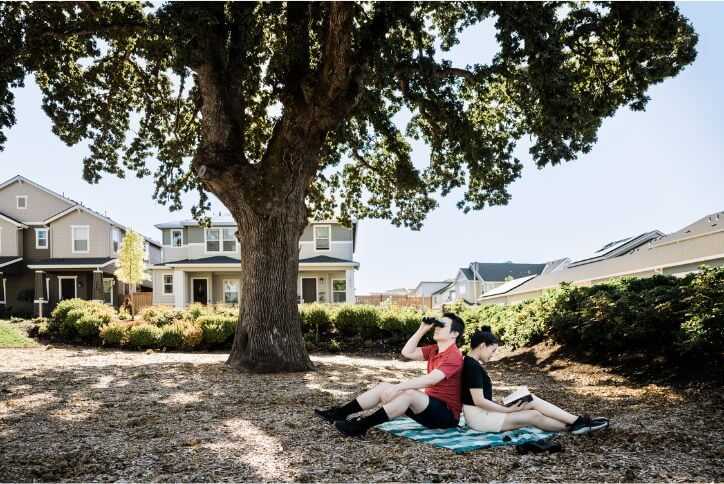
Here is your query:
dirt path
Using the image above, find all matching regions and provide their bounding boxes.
[0,345,721,482]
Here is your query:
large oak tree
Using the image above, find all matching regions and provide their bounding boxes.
[0,2,697,372]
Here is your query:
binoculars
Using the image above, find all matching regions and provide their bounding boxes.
[422,316,445,328]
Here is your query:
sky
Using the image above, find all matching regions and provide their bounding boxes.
[1,3,722,294]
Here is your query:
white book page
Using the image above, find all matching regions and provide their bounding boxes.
[503,386,530,406]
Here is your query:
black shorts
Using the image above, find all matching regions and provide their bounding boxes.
[405,395,459,429]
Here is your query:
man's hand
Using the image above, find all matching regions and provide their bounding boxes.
[419,320,435,333]
[381,385,402,404]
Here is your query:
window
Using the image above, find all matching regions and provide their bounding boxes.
[112,228,120,252]
[143,241,150,261]
[171,229,183,247]
[332,279,346,303]
[222,228,237,252]
[460,284,466,295]
[16,196,27,209]
[314,225,330,250]
[206,228,220,252]
[102,278,113,305]
[72,226,89,253]
[35,228,49,249]
[163,274,174,294]
[223,279,239,304]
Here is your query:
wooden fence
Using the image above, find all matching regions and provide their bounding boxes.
[356,294,434,309]
[130,292,153,313]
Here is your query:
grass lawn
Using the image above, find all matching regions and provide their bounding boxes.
[0,320,36,347]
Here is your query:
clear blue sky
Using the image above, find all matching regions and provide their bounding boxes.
[1,3,722,294]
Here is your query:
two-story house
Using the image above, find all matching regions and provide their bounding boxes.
[150,216,359,307]
[0,175,161,316]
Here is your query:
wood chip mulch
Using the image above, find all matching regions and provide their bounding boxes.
[0,344,722,482]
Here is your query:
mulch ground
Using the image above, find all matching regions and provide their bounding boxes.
[0,343,722,482]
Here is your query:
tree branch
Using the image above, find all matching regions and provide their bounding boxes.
[394,69,440,133]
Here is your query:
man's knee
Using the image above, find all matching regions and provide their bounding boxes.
[377,382,393,390]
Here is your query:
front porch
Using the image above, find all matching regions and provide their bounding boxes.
[151,256,357,307]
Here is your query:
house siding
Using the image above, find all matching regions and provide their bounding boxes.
[0,219,20,256]
[0,181,73,222]
[23,227,49,261]
[50,210,111,258]
[299,241,353,260]
[188,227,204,244]
[152,270,175,305]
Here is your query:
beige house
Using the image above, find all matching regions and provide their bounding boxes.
[479,212,724,305]
[0,175,161,315]
[150,216,359,307]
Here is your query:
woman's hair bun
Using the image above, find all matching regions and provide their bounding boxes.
[480,325,492,333]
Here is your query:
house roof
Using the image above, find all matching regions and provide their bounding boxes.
[477,274,538,299]
[26,258,115,269]
[299,255,358,265]
[481,212,724,299]
[0,210,28,228]
[567,230,664,268]
[0,175,77,206]
[469,262,546,281]
[647,212,723,247]
[44,205,161,247]
[458,268,475,280]
[153,256,241,267]
[0,256,24,269]
[431,282,454,295]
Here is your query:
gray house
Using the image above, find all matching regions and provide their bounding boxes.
[150,216,359,307]
[452,262,547,304]
[0,175,161,316]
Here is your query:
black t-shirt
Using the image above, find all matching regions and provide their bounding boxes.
[461,356,493,405]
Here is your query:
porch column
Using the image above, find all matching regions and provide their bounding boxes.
[1,275,6,306]
[92,269,103,301]
[34,270,47,317]
[345,268,355,305]
[173,269,186,308]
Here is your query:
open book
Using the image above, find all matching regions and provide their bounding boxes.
[502,386,533,407]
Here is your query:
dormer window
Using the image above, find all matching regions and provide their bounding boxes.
[314,225,330,251]
[112,228,121,252]
[206,228,220,252]
[36,228,48,249]
[171,229,183,247]
[16,196,27,209]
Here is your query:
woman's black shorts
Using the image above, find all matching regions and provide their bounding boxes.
[405,395,458,429]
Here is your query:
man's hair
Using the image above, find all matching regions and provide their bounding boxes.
[443,312,465,346]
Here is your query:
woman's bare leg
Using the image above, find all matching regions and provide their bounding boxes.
[530,394,578,425]
[501,409,568,432]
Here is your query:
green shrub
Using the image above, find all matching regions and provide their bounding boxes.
[139,305,183,326]
[334,305,380,339]
[299,303,333,337]
[75,314,105,338]
[677,266,724,357]
[100,321,131,346]
[126,324,161,348]
[183,302,208,321]
[197,315,236,345]
[378,307,425,344]
[159,322,186,350]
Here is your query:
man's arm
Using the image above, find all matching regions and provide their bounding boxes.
[400,322,434,361]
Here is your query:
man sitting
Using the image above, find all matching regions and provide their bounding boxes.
[314,313,465,437]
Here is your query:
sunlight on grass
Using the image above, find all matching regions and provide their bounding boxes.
[0,321,36,347]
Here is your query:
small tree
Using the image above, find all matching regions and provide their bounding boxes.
[114,229,150,296]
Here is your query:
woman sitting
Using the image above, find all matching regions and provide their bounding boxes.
[462,326,609,434]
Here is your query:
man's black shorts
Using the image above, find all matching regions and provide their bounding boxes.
[405,394,458,429]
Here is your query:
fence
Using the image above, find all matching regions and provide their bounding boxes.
[130,292,153,313]
[356,294,434,309]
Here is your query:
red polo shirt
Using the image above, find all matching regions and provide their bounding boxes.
[421,344,464,421]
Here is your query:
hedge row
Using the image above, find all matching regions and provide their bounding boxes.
[452,266,723,362]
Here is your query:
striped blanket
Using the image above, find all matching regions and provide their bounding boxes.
[376,416,558,453]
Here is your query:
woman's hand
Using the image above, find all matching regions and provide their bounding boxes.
[381,385,402,404]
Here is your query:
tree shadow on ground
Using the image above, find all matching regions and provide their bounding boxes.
[0,347,721,482]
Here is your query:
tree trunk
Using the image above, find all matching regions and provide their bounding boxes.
[225,197,314,373]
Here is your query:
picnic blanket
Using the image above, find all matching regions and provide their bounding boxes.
[376,415,558,453]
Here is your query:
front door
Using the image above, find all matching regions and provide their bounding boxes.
[192,279,208,304]
[301,278,317,303]
[60,278,76,300]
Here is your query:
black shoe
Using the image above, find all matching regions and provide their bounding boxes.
[314,407,346,423]
[334,418,368,437]
[570,415,610,435]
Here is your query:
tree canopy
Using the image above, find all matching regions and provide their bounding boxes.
[1,2,698,228]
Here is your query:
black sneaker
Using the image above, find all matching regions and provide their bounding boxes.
[314,407,346,423]
[334,418,368,437]
[570,415,610,435]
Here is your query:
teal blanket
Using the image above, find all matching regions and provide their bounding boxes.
[376,416,558,453]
